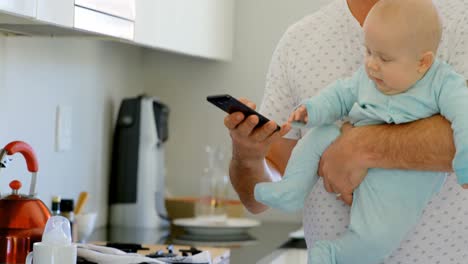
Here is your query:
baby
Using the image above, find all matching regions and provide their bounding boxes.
[255,0,468,263]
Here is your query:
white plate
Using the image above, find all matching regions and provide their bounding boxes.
[173,217,261,236]
[288,226,304,239]
[173,233,258,247]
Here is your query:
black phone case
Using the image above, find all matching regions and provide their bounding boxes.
[207,94,280,131]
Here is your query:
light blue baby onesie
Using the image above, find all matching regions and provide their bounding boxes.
[255,59,468,264]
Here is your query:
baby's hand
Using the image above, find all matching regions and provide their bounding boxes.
[463,184,468,189]
[288,105,309,124]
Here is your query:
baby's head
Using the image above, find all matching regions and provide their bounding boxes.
[363,0,442,95]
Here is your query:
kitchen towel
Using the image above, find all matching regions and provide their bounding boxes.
[77,243,212,264]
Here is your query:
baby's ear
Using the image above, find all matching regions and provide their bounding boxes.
[418,51,434,74]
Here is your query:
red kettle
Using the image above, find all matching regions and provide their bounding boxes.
[0,141,51,264]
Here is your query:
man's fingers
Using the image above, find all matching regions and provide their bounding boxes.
[251,121,279,141]
[323,178,334,193]
[235,115,259,137]
[340,193,353,205]
[224,112,244,130]
[224,98,257,131]
[341,122,353,133]
[318,159,325,177]
[280,123,291,136]
[263,123,290,145]
[239,97,256,109]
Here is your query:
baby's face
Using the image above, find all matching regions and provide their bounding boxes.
[363,20,423,95]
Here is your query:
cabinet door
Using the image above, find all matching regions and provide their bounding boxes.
[0,0,36,18]
[134,0,157,47]
[135,0,234,61]
[75,0,135,21]
[74,6,134,40]
[36,0,74,27]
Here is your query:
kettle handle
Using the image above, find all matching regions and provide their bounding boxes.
[4,141,39,172]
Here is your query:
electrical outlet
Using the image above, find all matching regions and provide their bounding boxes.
[55,105,73,152]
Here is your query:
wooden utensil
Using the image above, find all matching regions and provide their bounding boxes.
[74,192,89,215]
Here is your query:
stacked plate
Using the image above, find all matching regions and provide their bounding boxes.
[172,217,260,246]
[173,218,260,236]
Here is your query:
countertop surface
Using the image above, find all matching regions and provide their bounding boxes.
[89,221,303,263]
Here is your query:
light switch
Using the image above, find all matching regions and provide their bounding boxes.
[55,105,73,152]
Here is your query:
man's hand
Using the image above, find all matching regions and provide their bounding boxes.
[224,98,290,163]
[463,184,468,189]
[318,123,369,205]
[318,115,457,205]
[224,97,291,213]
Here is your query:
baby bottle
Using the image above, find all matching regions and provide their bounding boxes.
[25,216,77,264]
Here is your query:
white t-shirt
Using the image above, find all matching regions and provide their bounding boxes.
[259,0,468,263]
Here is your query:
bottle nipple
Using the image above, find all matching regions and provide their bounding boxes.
[42,216,72,246]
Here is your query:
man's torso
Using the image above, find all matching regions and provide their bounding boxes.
[260,0,468,262]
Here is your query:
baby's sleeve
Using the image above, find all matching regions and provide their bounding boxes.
[437,70,468,185]
[303,66,362,126]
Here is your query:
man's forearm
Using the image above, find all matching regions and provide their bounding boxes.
[229,158,277,214]
[358,115,455,171]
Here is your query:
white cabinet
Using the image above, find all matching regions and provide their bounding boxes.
[134,0,156,46]
[0,0,235,60]
[74,0,135,40]
[36,0,74,27]
[74,6,134,40]
[0,0,37,18]
[75,0,135,20]
[135,0,234,61]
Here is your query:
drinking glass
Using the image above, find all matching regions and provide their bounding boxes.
[74,212,97,243]
[195,173,229,223]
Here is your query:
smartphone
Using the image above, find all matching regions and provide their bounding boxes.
[207,94,281,131]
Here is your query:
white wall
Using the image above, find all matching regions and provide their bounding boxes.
[0,36,4,96]
[143,0,330,222]
[0,36,144,227]
[0,0,331,225]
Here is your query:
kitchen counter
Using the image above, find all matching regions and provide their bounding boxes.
[89,221,303,263]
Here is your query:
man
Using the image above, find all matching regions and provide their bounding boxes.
[224,0,468,263]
